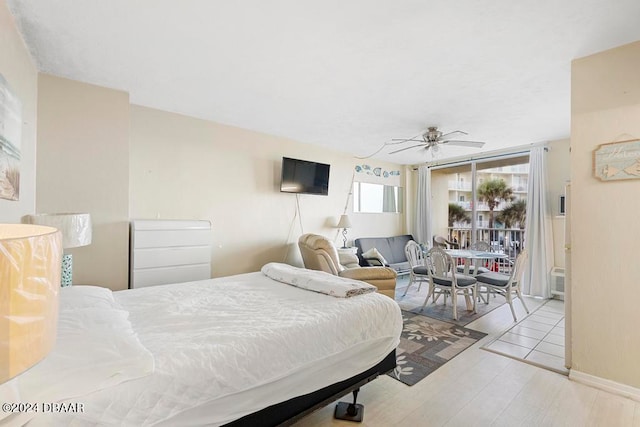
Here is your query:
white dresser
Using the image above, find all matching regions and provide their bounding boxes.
[129,219,212,289]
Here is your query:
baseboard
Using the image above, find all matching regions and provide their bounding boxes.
[569,369,640,402]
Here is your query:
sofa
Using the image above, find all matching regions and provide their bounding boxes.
[298,233,398,298]
[354,235,415,275]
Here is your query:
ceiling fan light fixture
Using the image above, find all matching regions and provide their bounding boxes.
[389,126,485,156]
[424,127,442,142]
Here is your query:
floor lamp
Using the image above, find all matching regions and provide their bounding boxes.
[0,224,62,383]
[25,213,92,287]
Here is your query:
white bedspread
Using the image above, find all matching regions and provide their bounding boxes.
[28,270,402,426]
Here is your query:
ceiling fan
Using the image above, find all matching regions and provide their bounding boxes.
[389,126,486,154]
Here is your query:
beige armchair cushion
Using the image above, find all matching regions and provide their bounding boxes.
[298,233,397,298]
[338,252,360,269]
[339,267,397,298]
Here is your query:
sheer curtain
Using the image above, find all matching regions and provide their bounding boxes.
[523,146,554,298]
[382,185,397,212]
[415,166,432,246]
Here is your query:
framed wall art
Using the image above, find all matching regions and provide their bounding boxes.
[0,73,22,201]
[593,139,640,182]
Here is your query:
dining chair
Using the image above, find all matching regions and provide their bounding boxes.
[402,240,430,297]
[475,249,530,322]
[421,247,477,321]
[432,235,459,250]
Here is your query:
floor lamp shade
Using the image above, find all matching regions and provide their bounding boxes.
[0,224,62,383]
[24,213,92,286]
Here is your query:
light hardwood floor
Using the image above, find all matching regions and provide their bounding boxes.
[293,282,640,427]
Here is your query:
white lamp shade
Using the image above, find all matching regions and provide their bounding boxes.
[0,224,62,382]
[337,214,352,229]
[25,213,92,249]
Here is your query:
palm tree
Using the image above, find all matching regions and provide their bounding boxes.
[497,199,527,228]
[477,178,514,229]
[448,203,470,226]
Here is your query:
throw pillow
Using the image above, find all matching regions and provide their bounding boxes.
[362,247,389,266]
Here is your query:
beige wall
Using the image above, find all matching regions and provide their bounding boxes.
[571,41,640,388]
[36,75,130,290]
[547,138,570,268]
[0,0,37,222]
[129,105,405,278]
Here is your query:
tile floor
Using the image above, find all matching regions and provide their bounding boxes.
[482,298,568,374]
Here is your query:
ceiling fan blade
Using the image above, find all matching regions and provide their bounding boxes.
[439,130,468,139]
[389,144,427,154]
[391,131,425,144]
[441,140,486,148]
[391,138,423,143]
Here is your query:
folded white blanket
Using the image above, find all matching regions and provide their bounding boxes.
[261,262,377,298]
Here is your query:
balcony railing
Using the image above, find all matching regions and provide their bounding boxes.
[450,201,512,212]
[448,181,472,191]
[446,226,525,273]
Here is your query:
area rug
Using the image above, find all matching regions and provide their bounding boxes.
[388,311,487,386]
[396,282,505,326]
[406,296,505,326]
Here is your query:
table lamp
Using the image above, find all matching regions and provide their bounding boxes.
[0,224,62,383]
[337,214,352,249]
[24,213,92,287]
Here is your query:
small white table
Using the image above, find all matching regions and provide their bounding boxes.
[337,247,358,256]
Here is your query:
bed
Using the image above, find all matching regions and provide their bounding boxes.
[3,263,402,426]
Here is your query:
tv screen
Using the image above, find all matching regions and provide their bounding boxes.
[280,157,330,195]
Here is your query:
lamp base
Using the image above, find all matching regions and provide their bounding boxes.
[342,228,349,249]
[61,254,73,287]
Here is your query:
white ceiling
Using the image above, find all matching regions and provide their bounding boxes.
[8,0,640,164]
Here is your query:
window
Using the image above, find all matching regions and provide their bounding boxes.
[431,154,529,258]
[353,182,403,213]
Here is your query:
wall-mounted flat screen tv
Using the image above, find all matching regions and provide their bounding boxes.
[280,157,330,195]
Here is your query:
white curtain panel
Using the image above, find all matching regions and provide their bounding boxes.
[523,147,554,298]
[382,185,397,213]
[415,166,432,246]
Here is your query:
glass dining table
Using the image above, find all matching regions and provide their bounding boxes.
[445,249,509,304]
[445,249,508,275]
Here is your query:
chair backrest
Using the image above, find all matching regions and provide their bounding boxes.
[425,246,453,279]
[433,235,459,250]
[404,240,425,269]
[298,233,344,276]
[509,249,529,287]
[469,240,491,251]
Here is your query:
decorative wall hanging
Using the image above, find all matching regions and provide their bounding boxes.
[593,139,640,182]
[354,164,400,178]
[0,73,22,201]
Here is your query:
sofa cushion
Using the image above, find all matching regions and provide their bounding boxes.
[355,235,414,266]
[389,261,410,274]
[386,235,414,264]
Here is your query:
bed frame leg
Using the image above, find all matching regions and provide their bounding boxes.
[334,388,364,422]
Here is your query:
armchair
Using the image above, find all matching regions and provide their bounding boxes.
[298,233,397,298]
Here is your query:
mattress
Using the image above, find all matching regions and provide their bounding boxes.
[20,269,402,426]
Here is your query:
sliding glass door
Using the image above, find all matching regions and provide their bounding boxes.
[430,154,530,268]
